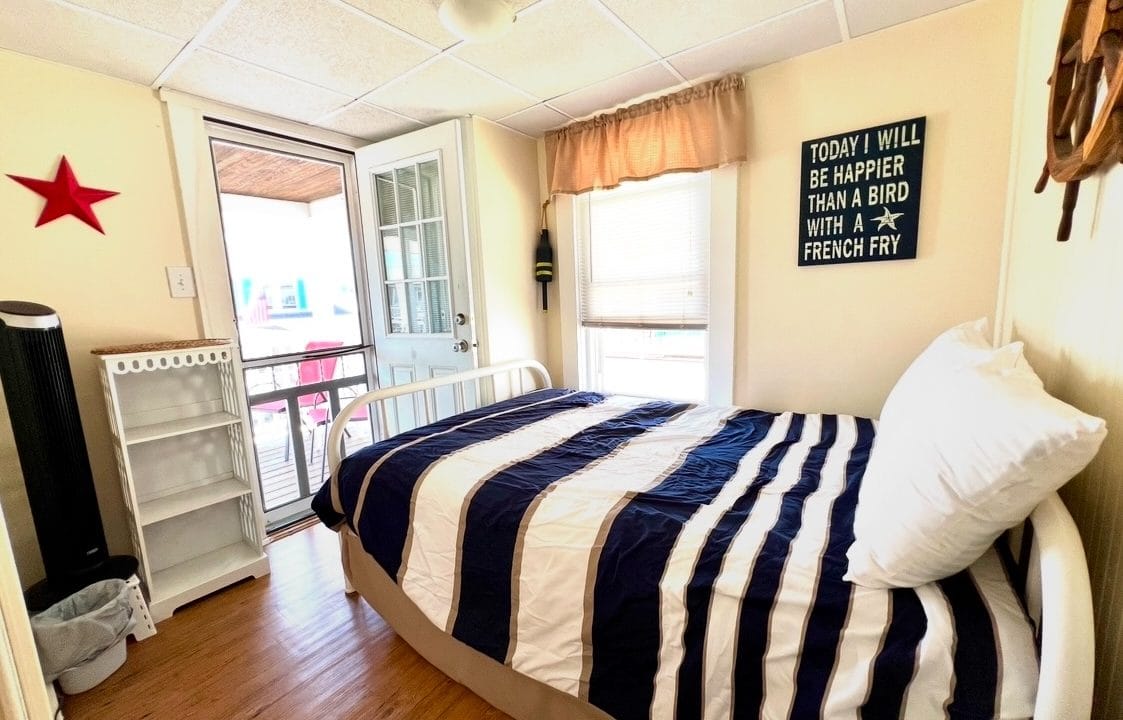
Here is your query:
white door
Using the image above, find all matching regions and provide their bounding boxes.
[356,120,479,433]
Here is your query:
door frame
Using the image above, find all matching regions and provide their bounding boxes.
[165,102,381,528]
[0,503,53,720]
[162,90,366,339]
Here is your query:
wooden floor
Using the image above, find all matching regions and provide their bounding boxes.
[63,524,510,720]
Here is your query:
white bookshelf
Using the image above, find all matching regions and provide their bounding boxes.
[95,341,269,623]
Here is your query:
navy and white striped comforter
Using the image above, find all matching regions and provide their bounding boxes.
[314,389,1039,720]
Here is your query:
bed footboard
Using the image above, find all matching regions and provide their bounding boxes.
[325,359,552,475]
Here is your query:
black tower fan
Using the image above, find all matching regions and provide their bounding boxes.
[0,301,136,609]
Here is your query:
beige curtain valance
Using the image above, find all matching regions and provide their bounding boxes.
[544,74,747,196]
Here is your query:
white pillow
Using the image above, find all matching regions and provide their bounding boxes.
[846,322,1106,588]
[886,317,1020,390]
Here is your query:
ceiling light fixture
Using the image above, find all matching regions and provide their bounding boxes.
[438,0,516,43]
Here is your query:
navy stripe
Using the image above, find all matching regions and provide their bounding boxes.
[586,410,787,720]
[995,535,1036,639]
[312,388,577,529]
[319,389,606,578]
[451,400,690,661]
[861,589,926,719]
[790,417,876,717]
[673,414,816,719]
[940,573,999,719]
[728,416,837,720]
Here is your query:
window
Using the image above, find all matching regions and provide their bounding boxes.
[574,172,714,402]
[278,284,297,309]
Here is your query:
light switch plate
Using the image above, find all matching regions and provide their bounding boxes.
[166,266,197,298]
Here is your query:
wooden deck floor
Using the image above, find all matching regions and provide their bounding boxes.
[255,420,375,511]
[62,523,510,720]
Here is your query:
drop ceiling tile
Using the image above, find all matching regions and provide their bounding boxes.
[364,56,535,123]
[669,1,842,80]
[316,102,423,141]
[499,104,569,136]
[844,0,974,37]
[342,0,539,49]
[165,49,351,124]
[61,0,227,41]
[549,62,679,120]
[0,0,183,85]
[204,0,434,97]
[601,0,817,56]
[454,0,653,100]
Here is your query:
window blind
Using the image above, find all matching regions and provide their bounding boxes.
[577,172,711,329]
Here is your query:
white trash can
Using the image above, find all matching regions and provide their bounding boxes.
[30,579,134,694]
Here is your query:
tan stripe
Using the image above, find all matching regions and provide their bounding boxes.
[969,568,1005,719]
[443,445,565,635]
[396,461,439,585]
[398,425,568,584]
[709,529,781,720]
[351,390,578,529]
[700,414,814,720]
[504,403,694,666]
[576,409,731,702]
[902,615,920,718]
[759,550,797,709]
[578,492,634,702]
[671,486,739,720]
[781,420,860,718]
[444,398,652,635]
[858,593,889,711]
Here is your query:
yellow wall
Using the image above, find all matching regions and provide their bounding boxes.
[0,50,201,587]
[541,0,1023,419]
[998,1,1123,715]
[467,118,548,369]
[737,0,1021,418]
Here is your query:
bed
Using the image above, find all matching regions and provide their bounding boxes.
[313,361,1094,720]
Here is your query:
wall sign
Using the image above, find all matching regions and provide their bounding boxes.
[798,117,926,266]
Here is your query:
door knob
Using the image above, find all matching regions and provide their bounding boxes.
[452,339,470,353]
[454,313,467,326]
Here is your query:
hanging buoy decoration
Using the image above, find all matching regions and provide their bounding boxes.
[536,201,554,311]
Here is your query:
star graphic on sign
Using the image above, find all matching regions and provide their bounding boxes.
[873,206,904,231]
[7,156,118,234]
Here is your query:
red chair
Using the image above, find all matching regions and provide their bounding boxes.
[252,341,344,463]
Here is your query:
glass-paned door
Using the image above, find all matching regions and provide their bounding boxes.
[355,122,478,438]
[208,125,377,531]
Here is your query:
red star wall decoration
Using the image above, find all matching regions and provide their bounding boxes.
[7,156,118,234]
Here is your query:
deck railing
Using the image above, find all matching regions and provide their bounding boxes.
[248,372,369,512]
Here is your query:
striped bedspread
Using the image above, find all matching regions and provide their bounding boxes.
[314,389,1039,720]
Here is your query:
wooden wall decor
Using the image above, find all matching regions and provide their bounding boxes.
[1036,0,1123,241]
